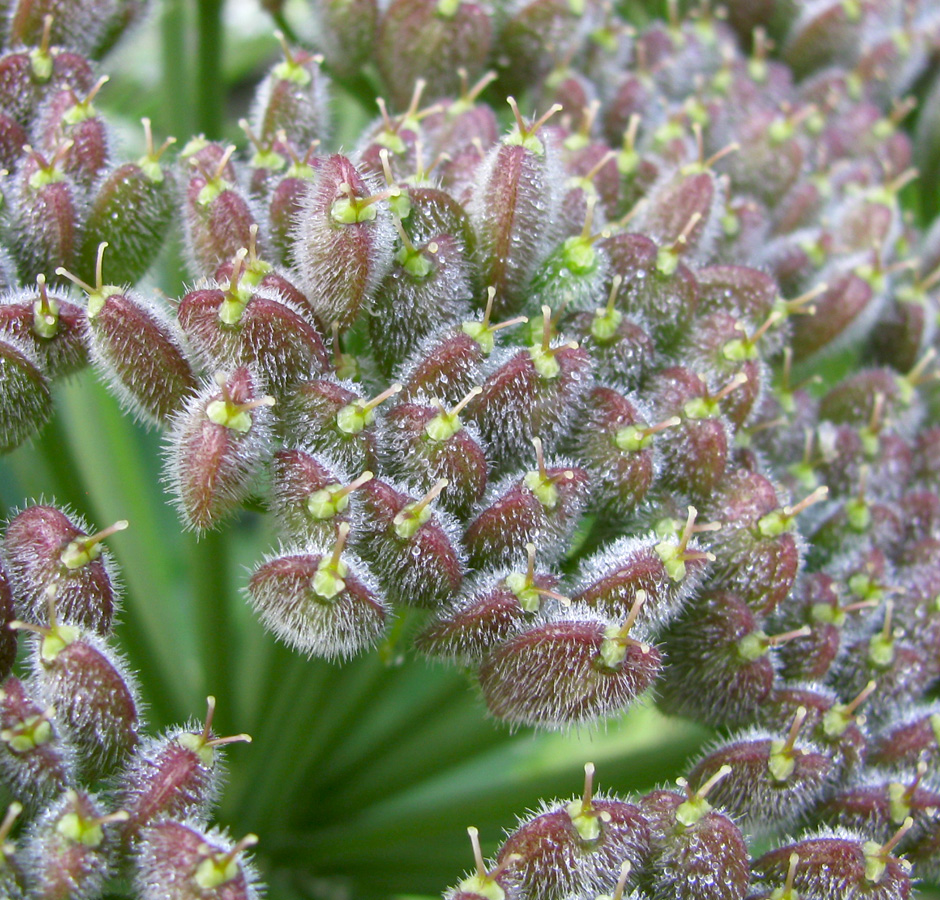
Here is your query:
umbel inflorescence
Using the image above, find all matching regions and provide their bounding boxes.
[1,0,940,896]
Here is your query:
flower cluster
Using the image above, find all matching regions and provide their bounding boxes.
[0,504,256,899]
[0,0,939,896]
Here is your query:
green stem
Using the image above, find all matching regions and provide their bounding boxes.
[195,0,226,138]
[189,528,233,732]
[161,0,194,140]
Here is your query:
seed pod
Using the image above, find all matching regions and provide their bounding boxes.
[135,821,261,900]
[2,504,124,634]
[270,449,371,545]
[57,245,198,426]
[10,143,81,285]
[568,278,657,393]
[790,270,875,361]
[751,823,914,900]
[869,702,940,769]
[116,696,250,841]
[291,153,395,331]
[21,789,126,900]
[248,524,389,659]
[416,544,564,662]
[369,220,474,378]
[379,386,488,518]
[685,709,832,832]
[309,0,378,80]
[36,77,110,187]
[571,509,712,632]
[177,252,329,396]
[813,761,940,846]
[657,590,798,729]
[497,763,651,899]
[78,119,176,287]
[395,288,526,406]
[278,379,396,474]
[376,0,492,109]
[0,334,51,453]
[468,101,564,318]
[466,309,593,469]
[567,386,672,521]
[462,440,589,569]
[701,471,824,615]
[353,478,464,608]
[251,36,329,149]
[478,598,661,728]
[0,276,88,379]
[647,366,739,499]
[22,618,139,779]
[758,681,871,778]
[165,368,275,532]
[0,676,74,809]
[638,767,750,900]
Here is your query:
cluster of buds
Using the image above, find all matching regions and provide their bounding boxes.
[0,0,939,896]
[0,504,258,899]
[0,13,179,450]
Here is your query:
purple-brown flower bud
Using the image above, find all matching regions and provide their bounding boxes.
[468,101,564,318]
[353,477,464,608]
[248,524,389,659]
[135,820,261,900]
[2,504,124,634]
[478,599,661,728]
[178,252,329,396]
[23,618,140,778]
[376,0,492,110]
[466,310,593,469]
[270,449,371,545]
[657,590,802,729]
[638,767,750,900]
[0,276,88,379]
[57,244,198,425]
[0,676,74,808]
[462,440,589,569]
[278,378,395,474]
[20,789,126,900]
[167,367,275,530]
[869,703,940,770]
[497,763,650,898]
[291,153,395,331]
[567,386,671,520]
[116,696,250,841]
[571,509,712,632]
[416,544,563,662]
[685,708,832,832]
[0,334,51,453]
[379,386,488,518]
[751,823,914,900]
[36,77,110,187]
[182,144,259,277]
[251,36,329,149]
[10,144,81,284]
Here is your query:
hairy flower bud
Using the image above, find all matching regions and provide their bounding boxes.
[165,368,275,531]
[2,504,123,634]
[135,821,260,900]
[248,524,388,659]
[0,676,74,808]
